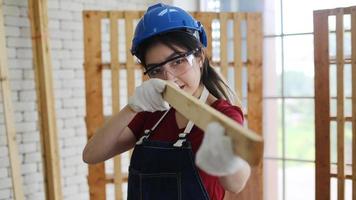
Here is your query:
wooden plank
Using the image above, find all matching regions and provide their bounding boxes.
[233,13,243,102]
[0,1,25,199]
[318,6,356,15]
[106,173,129,184]
[336,11,345,200]
[194,12,214,59]
[124,11,139,97]
[28,1,62,200]
[83,11,106,200]
[313,10,331,200]
[219,13,228,78]
[330,116,352,121]
[163,82,263,166]
[231,13,263,200]
[351,7,356,200]
[109,12,123,200]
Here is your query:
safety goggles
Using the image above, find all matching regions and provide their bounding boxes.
[144,48,199,78]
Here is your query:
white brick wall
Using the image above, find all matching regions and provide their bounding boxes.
[0,0,173,199]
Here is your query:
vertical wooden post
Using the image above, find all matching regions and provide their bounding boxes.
[194,12,213,59]
[314,10,330,200]
[233,13,243,101]
[336,10,345,200]
[226,13,263,200]
[351,7,356,200]
[109,12,123,200]
[124,12,137,97]
[219,13,228,78]
[241,12,263,200]
[0,1,25,199]
[28,0,63,200]
[83,11,106,200]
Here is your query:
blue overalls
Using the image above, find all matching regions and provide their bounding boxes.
[127,88,210,200]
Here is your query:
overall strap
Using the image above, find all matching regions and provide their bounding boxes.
[136,108,171,145]
[173,87,209,147]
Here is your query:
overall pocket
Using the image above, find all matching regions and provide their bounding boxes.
[141,172,181,200]
[128,168,182,200]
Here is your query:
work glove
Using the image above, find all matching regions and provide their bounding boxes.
[128,78,170,112]
[195,122,249,176]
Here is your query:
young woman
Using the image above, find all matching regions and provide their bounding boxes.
[83,3,251,200]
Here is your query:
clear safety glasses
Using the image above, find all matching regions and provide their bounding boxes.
[143,48,199,79]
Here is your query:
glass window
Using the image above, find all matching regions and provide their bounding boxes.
[264,37,282,97]
[283,35,314,97]
[284,99,315,160]
[285,161,315,200]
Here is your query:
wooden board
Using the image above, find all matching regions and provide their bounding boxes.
[336,10,345,200]
[28,0,62,199]
[233,13,243,101]
[163,82,263,166]
[219,13,229,78]
[313,10,331,200]
[109,12,123,200]
[0,1,25,199]
[234,13,263,200]
[83,11,106,200]
[124,11,139,97]
[351,7,356,200]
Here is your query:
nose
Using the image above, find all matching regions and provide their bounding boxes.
[164,70,176,81]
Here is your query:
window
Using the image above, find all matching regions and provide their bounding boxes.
[200,0,355,199]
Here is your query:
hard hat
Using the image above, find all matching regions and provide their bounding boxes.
[131,3,207,55]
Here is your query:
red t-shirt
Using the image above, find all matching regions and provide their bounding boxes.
[128,99,244,200]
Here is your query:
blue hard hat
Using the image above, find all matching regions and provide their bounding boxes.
[131,3,207,55]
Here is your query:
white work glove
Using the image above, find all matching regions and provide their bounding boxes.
[195,122,248,176]
[128,78,170,112]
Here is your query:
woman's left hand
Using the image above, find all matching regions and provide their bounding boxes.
[195,122,249,176]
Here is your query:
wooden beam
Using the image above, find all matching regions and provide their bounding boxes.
[313,10,331,200]
[28,0,62,199]
[163,82,263,166]
[124,11,138,97]
[0,1,25,199]
[351,7,356,200]
[109,12,123,200]
[336,10,345,200]
[219,13,228,79]
[194,12,214,59]
[233,13,243,101]
[83,11,106,200]
[234,13,264,200]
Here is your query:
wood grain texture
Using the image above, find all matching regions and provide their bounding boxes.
[0,1,24,199]
[313,10,331,200]
[351,7,356,200]
[336,10,345,200]
[83,11,106,200]
[28,0,62,199]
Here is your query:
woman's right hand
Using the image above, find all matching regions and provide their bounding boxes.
[128,78,170,112]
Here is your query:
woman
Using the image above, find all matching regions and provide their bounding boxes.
[83,3,250,200]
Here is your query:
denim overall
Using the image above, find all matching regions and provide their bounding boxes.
[127,88,210,200]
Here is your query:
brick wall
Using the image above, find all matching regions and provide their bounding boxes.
[0,0,172,199]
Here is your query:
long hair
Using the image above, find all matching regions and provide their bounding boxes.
[135,30,239,104]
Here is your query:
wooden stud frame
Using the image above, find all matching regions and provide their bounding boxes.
[314,6,356,200]
[83,11,263,200]
[0,1,25,199]
[28,0,63,199]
